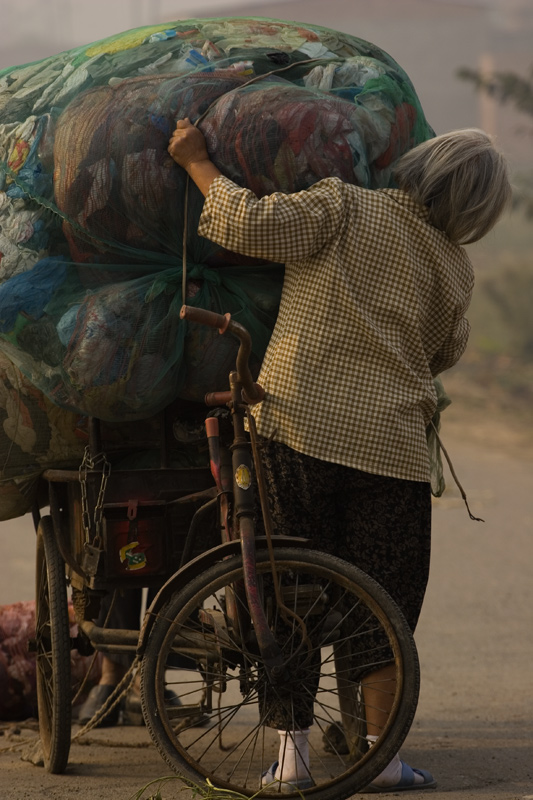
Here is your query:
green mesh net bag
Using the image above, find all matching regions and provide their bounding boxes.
[0,348,195,520]
[0,16,434,421]
[0,17,436,518]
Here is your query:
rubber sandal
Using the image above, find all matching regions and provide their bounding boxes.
[123,688,183,726]
[78,684,119,727]
[261,761,314,793]
[362,760,437,793]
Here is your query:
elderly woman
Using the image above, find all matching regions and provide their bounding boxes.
[168,120,511,792]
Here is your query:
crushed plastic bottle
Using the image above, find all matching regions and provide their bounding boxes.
[145,30,177,44]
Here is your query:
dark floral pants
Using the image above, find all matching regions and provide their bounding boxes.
[255,438,432,729]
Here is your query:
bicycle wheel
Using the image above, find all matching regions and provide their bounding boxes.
[141,547,419,799]
[35,515,72,773]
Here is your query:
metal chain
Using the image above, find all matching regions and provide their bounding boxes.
[79,445,111,548]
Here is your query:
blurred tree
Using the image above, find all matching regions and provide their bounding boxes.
[458,65,533,115]
[458,65,533,368]
[483,265,533,360]
[457,64,533,218]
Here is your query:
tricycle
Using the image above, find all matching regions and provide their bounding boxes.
[32,306,419,799]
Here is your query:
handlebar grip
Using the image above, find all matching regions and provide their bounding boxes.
[205,417,220,437]
[205,390,232,406]
[180,305,230,333]
[205,385,265,407]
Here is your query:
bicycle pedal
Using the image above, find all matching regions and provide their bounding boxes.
[198,608,234,649]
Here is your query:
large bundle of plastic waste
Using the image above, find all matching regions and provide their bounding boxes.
[0,349,82,519]
[0,16,434,519]
[0,349,200,519]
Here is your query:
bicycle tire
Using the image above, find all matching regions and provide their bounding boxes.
[35,515,72,773]
[141,547,419,799]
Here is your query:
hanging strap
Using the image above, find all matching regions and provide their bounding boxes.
[430,420,484,522]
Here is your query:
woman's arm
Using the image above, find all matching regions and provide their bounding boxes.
[168,118,221,196]
[168,119,346,264]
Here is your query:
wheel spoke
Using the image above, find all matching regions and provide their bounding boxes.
[142,548,419,797]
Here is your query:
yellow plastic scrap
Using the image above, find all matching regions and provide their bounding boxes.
[85,24,175,57]
[7,139,30,175]
[2,118,37,181]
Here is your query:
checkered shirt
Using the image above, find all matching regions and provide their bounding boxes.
[198,175,474,482]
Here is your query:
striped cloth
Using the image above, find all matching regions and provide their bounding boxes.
[198,175,474,483]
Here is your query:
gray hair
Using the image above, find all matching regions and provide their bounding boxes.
[392,128,512,244]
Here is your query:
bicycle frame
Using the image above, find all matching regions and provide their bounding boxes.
[181,304,288,683]
[137,307,420,796]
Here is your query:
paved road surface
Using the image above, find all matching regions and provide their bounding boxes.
[1,423,532,799]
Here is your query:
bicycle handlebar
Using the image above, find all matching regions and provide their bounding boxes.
[180,305,265,405]
[179,305,231,334]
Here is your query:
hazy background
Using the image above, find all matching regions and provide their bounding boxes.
[0,0,532,595]
[1,0,532,168]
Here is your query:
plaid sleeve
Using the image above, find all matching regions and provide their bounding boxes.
[197,175,347,263]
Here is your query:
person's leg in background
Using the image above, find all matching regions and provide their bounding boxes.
[78,588,142,726]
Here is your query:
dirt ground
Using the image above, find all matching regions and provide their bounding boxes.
[0,402,532,800]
